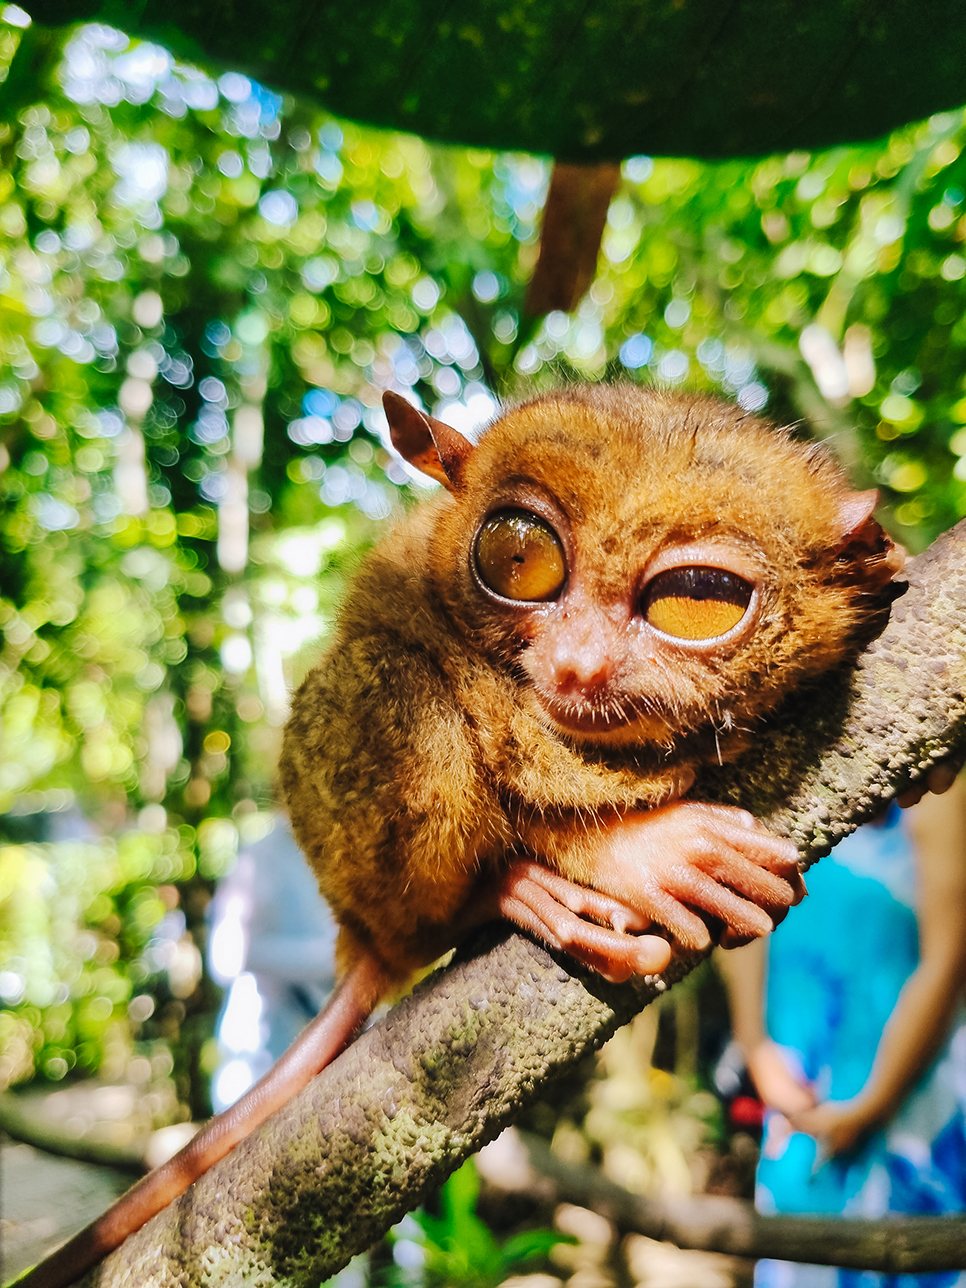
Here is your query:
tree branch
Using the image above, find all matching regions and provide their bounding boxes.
[72,519,966,1287]
[516,1131,966,1273]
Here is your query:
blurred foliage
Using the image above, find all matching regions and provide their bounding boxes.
[3,6,966,1113]
[581,985,726,1197]
[0,831,188,1086]
[527,965,752,1204]
[387,1159,574,1288]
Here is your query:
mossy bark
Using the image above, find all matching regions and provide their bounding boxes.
[76,519,966,1288]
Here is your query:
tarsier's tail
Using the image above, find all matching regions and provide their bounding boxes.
[15,952,386,1288]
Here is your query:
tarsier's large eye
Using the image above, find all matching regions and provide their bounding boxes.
[642,567,754,640]
[475,509,566,601]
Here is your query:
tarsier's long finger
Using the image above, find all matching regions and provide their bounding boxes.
[699,805,800,869]
[697,816,800,871]
[691,804,761,828]
[614,881,716,951]
[690,848,803,910]
[689,822,805,907]
[496,867,672,982]
[511,859,651,933]
[659,865,776,942]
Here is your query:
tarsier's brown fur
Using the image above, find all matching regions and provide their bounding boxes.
[280,384,899,987]
[25,384,901,1288]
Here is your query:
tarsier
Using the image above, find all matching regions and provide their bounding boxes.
[27,384,902,1288]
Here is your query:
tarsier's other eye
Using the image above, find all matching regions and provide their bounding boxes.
[475,509,566,601]
[643,566,754,640]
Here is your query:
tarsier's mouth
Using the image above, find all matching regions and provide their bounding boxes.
[546,703,629,733]
[538,695,671,745]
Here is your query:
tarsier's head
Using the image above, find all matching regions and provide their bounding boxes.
[384,385,902,753]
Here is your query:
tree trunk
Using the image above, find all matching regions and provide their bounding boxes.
[77,519,966,1288]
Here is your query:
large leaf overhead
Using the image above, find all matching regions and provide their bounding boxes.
[20,0,966,160]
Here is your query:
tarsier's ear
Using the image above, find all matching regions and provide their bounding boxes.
[383,390,474,493]
[832,488,906,591]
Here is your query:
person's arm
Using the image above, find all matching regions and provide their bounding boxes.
[716,938,816,1116]
[790,780,966,1154]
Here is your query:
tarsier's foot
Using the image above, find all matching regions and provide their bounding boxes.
[493,858,673,984]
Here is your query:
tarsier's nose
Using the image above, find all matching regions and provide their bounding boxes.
[550,611,616,693]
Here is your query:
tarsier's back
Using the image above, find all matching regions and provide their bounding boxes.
[280,384,901,988]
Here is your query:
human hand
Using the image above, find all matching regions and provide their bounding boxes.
[744,1040,816,1116]
[787,1099,877,1155]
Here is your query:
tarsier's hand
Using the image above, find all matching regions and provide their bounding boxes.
[490,859,673,984]
[485,801,802,985]
[594,801,804,952]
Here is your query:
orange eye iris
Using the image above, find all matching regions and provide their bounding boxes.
[643,567,753,640]
[475,510,566,601]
